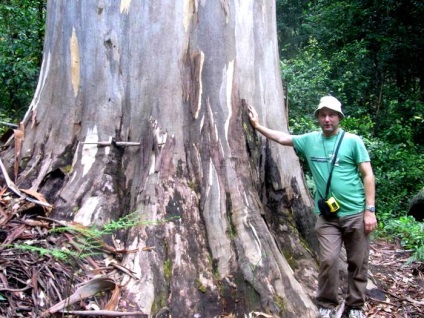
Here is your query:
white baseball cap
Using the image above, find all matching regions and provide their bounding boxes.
[314,96,345,119]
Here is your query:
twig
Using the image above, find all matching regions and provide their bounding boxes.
[58,310,147,317]
[0,121,18,128]
[0,286,31,292]
[369,291,424,315]
[0,158,52,208]
[384,289,417,304]
[36,216,68,226]
[48,277,63,302]
[368,296,400,308]
[111,263,139,280]
[0,205,13,226]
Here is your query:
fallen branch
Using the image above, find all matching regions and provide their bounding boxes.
[389,293,424,315]
[0,158,52,208]
[384,289,423,306]
[368,285,424,315]
[57,310,147,317]
[0,286,31,292]
[39,277,116,317]
[111,262,139,280]
[368,297,400,308]
[0,121,18,128]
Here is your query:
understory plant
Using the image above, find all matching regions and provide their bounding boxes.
[380,216,424,262]
[13,212,179,263]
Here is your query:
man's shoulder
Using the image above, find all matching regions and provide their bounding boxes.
[292,131,322,154]
[295,130,321,139]
[293,131,320,144]
[342,131,365,143]
[341,131,370,159]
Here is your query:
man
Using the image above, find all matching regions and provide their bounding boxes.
[247,96,377,318]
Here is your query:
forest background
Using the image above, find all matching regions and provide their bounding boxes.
[0,0,423,261]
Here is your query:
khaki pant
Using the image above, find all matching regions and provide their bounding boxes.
[315,212,370,310]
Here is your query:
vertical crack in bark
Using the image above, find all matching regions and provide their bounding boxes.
[148,117,169,176]
[202,159,233,277]
[182,49,204,120]
[220,0,230,23]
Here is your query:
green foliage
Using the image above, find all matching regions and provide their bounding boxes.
[341,115,374,137]
[288,115,316,135]
[281,38,333,118]
[380,216,424,262]
[276,0,310,58]
[410,246,424,264]
[52,211,142,237]
[279,0,424,141]
[14,212,180,263]
[373,143,423,211]
[13,243,81,260]
[0,0,45,126]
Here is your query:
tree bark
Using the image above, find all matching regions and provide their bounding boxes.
[1,1,319,316]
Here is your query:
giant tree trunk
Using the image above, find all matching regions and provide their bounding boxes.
[1,1,319,316]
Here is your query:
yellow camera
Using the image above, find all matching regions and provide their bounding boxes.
[325,197,340,213]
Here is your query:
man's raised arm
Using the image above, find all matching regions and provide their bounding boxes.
[247,104,294,146]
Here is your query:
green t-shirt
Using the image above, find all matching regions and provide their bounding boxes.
[292,129,370,217]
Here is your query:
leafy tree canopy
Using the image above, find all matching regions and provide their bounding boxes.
[278,0,424,143]
[0,0,45,128]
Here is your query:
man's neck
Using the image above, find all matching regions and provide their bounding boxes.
[322,128,340,138]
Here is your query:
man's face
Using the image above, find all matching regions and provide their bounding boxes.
[317,108,340,136]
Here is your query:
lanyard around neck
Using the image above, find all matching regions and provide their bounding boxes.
[322,132,340,168]
[321,130,345,199]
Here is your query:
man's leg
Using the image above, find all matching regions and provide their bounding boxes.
[315,216,343,309]
[342,213,370,309]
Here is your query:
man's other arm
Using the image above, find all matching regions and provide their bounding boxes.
[359,161,377,234]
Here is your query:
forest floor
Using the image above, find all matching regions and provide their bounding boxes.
[364,238,424,318]
[0,192,422,317]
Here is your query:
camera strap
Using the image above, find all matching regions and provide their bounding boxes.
[323,130,345,199]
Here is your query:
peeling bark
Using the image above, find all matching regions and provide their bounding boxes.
[0,1,320,317]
